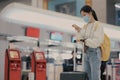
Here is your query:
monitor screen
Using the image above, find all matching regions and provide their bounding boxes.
[9,51,19,59]
[50,32,63,41]
[71,35,76,43]
[35,53,44,60]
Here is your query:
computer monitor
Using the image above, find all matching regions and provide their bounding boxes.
[50,32,63,41]
[71,35,76,43]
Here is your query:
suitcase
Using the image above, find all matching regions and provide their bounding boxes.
[102,75,111,80]
[60,71,87,80]
[60,42,87,80]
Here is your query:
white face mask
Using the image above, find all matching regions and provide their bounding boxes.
[83,15,90,23]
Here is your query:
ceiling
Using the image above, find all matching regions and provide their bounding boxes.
[0,0,8,2]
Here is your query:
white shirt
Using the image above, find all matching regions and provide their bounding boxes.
[77,21,104,48]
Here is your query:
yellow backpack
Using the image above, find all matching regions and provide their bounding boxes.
[95,22,111,61]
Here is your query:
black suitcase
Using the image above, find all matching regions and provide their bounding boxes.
[60,71,87,80]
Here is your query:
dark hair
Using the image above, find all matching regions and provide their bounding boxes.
[80,5,98,21]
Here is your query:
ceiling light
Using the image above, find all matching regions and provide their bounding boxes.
[115,3,120,8]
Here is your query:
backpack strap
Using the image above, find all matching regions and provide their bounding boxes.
[94,21,99,31]
[83,24,87,29]
[83,21,99,31]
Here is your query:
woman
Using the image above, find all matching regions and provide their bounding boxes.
[72,5,104,80]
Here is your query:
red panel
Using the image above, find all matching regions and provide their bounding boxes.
[4,49,21,80]
[31,52,46,80]
[26,27,40,38]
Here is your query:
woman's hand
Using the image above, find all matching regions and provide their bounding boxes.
[72,24,81,32]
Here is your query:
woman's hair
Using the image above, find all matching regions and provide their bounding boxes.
[80,5,98,21]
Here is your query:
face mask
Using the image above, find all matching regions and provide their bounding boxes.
[83,15,90,23]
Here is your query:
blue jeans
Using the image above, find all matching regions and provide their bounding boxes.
[84,47,101,80]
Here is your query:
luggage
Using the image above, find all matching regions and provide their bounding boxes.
[60,71,87,80]
[60,41,87,80]
[101,75,111,80]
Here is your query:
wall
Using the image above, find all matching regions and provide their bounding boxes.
[107,0,120,26]
[92,0,107,23]
[48,0,85,17]
[106,0,116,25]
[0,40,8,80]
[92,0,120,25]
[32,0,43,8]
[0,0,31,11]
[0,19,25,36]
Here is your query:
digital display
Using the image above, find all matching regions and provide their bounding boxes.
[26,27,40,38]
[35,53,44,60]
[9,51,19,59]
[50,32,63,41]
[71,35,76,43]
